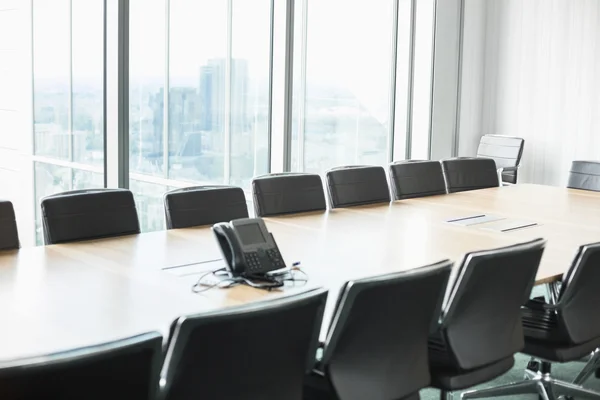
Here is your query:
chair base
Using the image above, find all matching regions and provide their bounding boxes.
[460,369,600,400]
[574,348,600,385]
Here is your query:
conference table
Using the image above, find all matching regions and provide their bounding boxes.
[2,183,600,363]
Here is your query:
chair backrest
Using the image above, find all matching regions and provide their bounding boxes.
[567,161,600,192]
[389,160,447,200]
[0,332,163,400]
[322,261,452,400]
[325,165,390,208]
[0,200,19,251]
[476,135,524,184]
[557,243,600,344]
[41,189,141,245]
[440,238,545,370]
[252,173,327,217]
[161,288,328,400]
[164,186,249,229]
[441,157,500,193]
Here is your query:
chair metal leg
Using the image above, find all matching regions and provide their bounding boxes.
[552,380,600,399]
[525,368,539,380]
[546,282,560,304]
[461,380,541,399]
[540,380,555,400]
[574,349,600,385]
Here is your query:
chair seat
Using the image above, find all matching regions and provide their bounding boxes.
[524,336,600,363]
[430,357,514,391]
[502,171,517,184]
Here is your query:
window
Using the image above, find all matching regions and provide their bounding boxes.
[33,0,70,160]
[291,0,405,173]
[32,0,105,244]
[130,0,272,232]
[72,0,104,166]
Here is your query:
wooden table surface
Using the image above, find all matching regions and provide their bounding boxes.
[1,184,599,362]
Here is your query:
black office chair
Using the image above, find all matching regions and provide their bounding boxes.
[567,161,600,192]
[476,135,525,184]
[441,157,500,194]
[427,238,546,399]
[252,173,327,217]
[0,332,163,400]
[164,186,249,229]
[41,188,141,245]
[389,160,447,200]
[0,200,19,250]
[305,260,452,400]
[462,242,600,400]
[160,288,328,400]
[325,165,390,208]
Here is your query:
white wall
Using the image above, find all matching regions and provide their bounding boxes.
[457,0,487,157]
[459,0,600,186]
[430,0,462,161]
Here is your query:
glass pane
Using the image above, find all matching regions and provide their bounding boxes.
[33,0,70,160]
[292,0,395,173]
[34,162,72,244]
[72,169,104,190]
[229,0,271,188]
[129,0,166,176]
[168,0,227,183]
[130,180,170,233]
[72,0,104,166]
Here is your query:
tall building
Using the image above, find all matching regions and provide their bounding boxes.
[198,58,249,134]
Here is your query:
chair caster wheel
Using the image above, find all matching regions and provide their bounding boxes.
[526,360,540,373]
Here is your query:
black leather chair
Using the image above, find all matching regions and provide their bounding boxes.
[462,242,600,400]
[441,157,500,194]
[325,165,390,208]
[0,200,19,250]
[160,288,328,400]
[476,135,524,184]
[305,260,452,400]
[252,173,327,217]
[427,238,546,399]
[567,161,600,192]
[41,188,141,245]
[164,186,248,229]
[389,160,447,200]
[0,332,162,400]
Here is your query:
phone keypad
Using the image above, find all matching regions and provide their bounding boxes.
[266,249,286,269]
[244,252,262,272]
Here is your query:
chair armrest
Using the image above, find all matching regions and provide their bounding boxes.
[497,166,520,186]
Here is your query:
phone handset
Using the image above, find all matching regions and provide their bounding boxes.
[212,222,245,275]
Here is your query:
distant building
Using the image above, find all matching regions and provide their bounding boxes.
[198,58,249,134]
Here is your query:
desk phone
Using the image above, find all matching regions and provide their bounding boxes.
[212,218,287,276]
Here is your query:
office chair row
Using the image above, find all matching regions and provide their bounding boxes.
[1,156,599,249]
[3,238,600,400]
[0,157,500,248]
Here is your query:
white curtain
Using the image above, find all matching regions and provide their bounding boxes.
[460,0,600,187]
